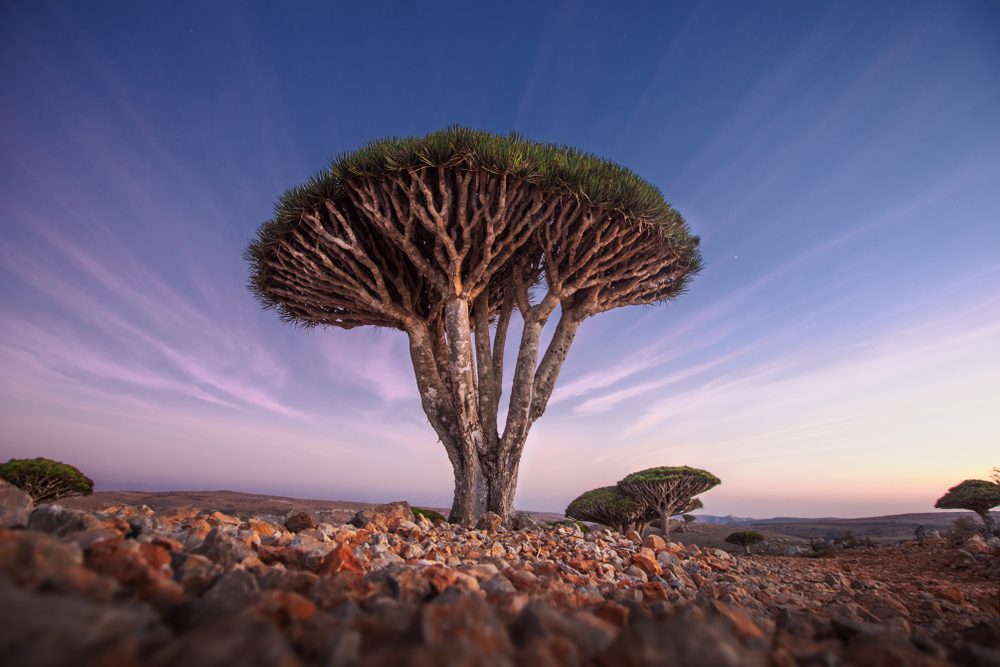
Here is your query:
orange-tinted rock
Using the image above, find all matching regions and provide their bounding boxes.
[630,552,662,577]
[643,534,667,552]
[317,542,363,576]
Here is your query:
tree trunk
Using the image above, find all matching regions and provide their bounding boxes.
[660,507,671,541]
[448,456,486,526]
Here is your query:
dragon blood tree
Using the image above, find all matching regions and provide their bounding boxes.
[935,479,1000,533]
[247,127,701,525]
[565,486,648,534]
[619,466,720,540]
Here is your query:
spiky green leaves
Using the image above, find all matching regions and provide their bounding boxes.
[620,466,721,487]
[0,457,94,503]
[935,479,1000,515]
[320,126,689,229]
[565,485,646,529]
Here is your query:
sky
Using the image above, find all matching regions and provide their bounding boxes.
[1,1,998,518]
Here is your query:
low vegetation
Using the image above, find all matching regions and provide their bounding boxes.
[0,457,94,503]
[411,507,446,524]
[934,478,1000,534]
[564,487,644,534]
[725,530,765,554]
[564,465,720,539]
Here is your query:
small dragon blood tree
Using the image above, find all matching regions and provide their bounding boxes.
[0,457,94,503]
[725,529,765,555]
[565,486,648,534]
[247,127,701,525]
[618,466,720,540]
[935,479,1000,534]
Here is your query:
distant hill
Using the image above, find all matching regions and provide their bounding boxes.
[696,511,991,542]
[60,491,989,543]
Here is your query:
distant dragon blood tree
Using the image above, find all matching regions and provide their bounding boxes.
[0,457,94,503]
[565,486,647,534]
[247,127,701,525]
[935,479,1000,533]
[618,466,720,540]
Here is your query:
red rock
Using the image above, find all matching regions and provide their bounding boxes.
[476,512,504,532]
[252,589,317,627]
[350,501,412,530]
[643,534,667,552]
[317,542,363,576]
[0,529,83,586]
[630,552,662,577]
[284,511,317,533]
[0,480,32,529]
[205,510,241,526]
[420,588,512,654]
[592,601,629,627]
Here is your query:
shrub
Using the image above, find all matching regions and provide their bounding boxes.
[565,486,646,534]
[411,507,446,523]
[725,530,765,555]
[935,479,1000,534]
[948,516,983,543]
[549,519,591,534]
[0,457,94,503]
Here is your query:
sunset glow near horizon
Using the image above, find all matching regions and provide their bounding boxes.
[2,2,998,518]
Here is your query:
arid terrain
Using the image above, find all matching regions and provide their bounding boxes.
[3,485,998,666]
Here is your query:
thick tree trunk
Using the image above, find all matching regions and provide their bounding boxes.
[660,507,671,541]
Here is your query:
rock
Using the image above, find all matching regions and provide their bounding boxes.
[630,552,662,577]
[624,530,642,544]
[173,553,224,596]
[84,538,183,609]
[284,511,317,533]
[317,543,364,576]
[350,501,412,530]
[950,642,1000,667]
[196,568,261,620]
[511,600,616,661]
[598,611,768,667]
[0,529,83,586]
[964,534,992,555]
[0,480,33,529]
[418,588,512,653]
[512,512,539,530]
[643,535,667,552]
[28,504,102,536]
[0,580,167,666]
[476,512,504,532]
[150,616,301,667]
[481,575,517,596]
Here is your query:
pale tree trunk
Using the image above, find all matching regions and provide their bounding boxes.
[660,507,671,541]
[407,296,581,525]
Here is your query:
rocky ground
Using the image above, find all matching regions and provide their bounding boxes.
[1,481,998,667]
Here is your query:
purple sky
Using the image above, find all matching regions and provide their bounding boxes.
[2,2,998,517]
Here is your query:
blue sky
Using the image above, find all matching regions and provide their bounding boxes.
[2,1,998,517]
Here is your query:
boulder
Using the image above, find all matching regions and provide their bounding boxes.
[476,512,504,532]
[0,581,167,666]
[0,480,32,529]
[284,512,317,533]
[350,501,412,530]
[28,504,102,536]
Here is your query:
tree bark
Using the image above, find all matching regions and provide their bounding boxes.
[660,507,671,541]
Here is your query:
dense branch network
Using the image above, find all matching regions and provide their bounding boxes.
[247,127,702,524]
